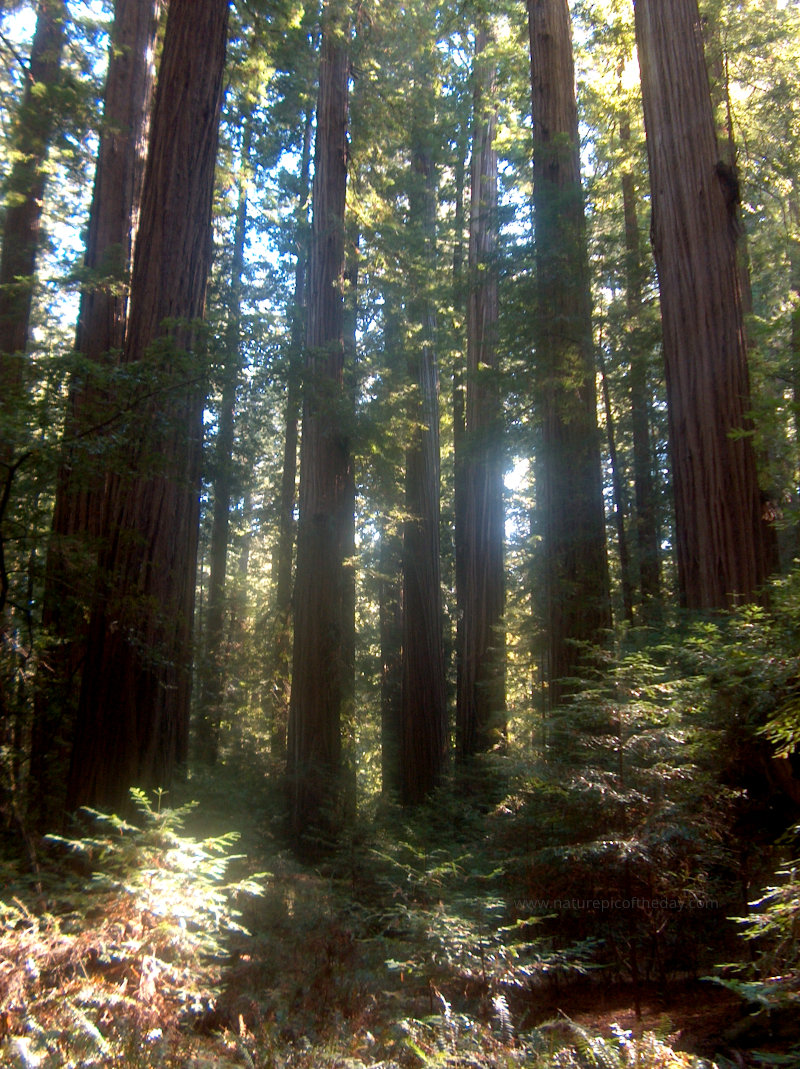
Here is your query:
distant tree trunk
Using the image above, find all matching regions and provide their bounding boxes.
[598,342,634,624]
[790,193,800,557]
[457,22,505,756]
[452,113,468,747]
[30,0,161,828]
[341,230,359,821]
[0,0,67,463]
[195,119,252,767]
[379,532,403,796]
[527,0,611,705]
[619,115,662,619]
[268,103,314,762]
[634,0,766,609]
[287,0,351,846]
[65,0,230,812]
[401,124,448,805]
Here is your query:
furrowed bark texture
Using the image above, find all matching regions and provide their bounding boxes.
[457,23,506,756]
[287,4,351,845]
[31,0,161,827]
[66,0,230,812]
[634,0,766,608]
[528,0,611,705]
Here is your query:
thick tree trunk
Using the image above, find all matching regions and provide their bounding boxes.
[195,119,251,767]
[66,0,230,812]
[401,128,448,805]
[30,0,161,828]
[287,1,351,846]
[634,0,766,609]
[457,23,505,756]
[527,0,611,705]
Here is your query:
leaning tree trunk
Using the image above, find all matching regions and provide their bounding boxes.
[30,0,161,829]
[634,0,766,609]
[457,21,505,757]
[527,0,611,706]
[287,0,352,848]
[66,0,230,812]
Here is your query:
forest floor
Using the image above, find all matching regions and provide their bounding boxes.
[0,764,794,1068]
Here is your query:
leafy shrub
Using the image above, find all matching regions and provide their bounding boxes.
[0,788,264,1067]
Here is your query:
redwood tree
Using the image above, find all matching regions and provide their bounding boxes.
[634,0,767,608]
[457,21,505,756]
[195,118,251,767]
[527,0,611,705]
[400,111,448,805]
[31,0,161,826]
[286,0,352,844]
[66,0,230,812]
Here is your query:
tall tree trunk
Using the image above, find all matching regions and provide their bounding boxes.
[452,109,468,754]
[457,22,505,756]
[195,119,252,767]
[30,0,161,828]
[268,101,314,762]
[634,0,766,609]
[287,0,351,847]
[341,229,359,822]
[598,341,634,624]
[65,0,230,812]
[620,115,662,618]
[527,0,611,706]
[379,531,403,796]
[0,2,67,802]
[790,192,800,558]
[0,0,67,464]
[706,12,781,575]
[401,123,448,805]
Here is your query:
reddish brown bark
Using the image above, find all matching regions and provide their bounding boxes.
[66,0,230,812]
[634,0,766,609]
[528,0,611,705]
[30,0,161,827]
[457,23,505,756]
[287,1,351,844]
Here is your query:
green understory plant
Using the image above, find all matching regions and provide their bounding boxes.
[0,788,265,1067]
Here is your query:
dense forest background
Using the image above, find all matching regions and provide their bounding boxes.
[2,0,800,1066]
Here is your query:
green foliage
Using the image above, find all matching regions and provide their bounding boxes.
[712,849,800,1010]
[0,789,265,1067]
